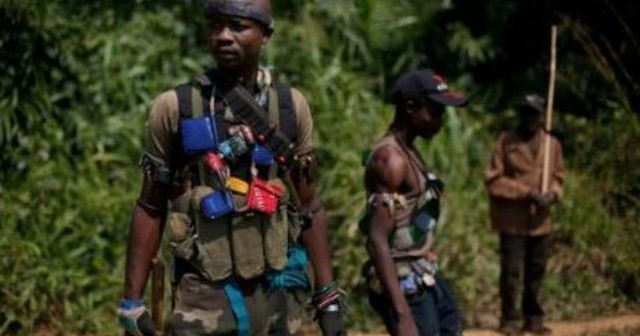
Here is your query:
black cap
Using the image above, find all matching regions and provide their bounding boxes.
[517,94,546,114]
[391,69,468,107]
[205,0,274,31]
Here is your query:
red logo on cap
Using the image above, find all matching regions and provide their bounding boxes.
[433,74,448,92]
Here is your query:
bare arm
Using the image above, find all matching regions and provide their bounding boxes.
[288,89,334,286]
[365,145,415,327]
[124,178,169,299]
[292,157,333,287]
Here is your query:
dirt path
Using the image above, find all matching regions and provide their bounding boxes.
[31,313,640,335]
[348,314,640,336]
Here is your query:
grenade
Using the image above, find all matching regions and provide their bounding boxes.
[218,135,249,161]
[204,152,227,174]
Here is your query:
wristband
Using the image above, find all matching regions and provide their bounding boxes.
[117,298,148,335]
[321,303,341,313]
[316,281,337,295]
[312,281,342,310]
[119,298,144,310]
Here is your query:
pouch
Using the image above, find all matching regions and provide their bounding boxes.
[247,179,283,215]
[218,134,249,161]
[410,211,436,242]
[180,116,219,155]
[168,212,191,243]
[226,177,249,194]
[204,152,227,175]
[231,213,265,279]
[392,226,415,250]
[264,204,288,270]
[201,189,235,219]
[411,258,438,275]
[252,145,274,166]
[168,212,197,260]
[227,177,250,211]
[191,186,233,281]
[411,211,436,233]
[410,259,438,287]
[399,275,419,295]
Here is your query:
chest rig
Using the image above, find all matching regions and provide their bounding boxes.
[169,70,303,282]
[360,135,443,292]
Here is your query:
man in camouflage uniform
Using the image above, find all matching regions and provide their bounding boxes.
[117,1,346,335]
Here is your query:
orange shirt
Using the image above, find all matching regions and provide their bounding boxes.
[484,129,565,236]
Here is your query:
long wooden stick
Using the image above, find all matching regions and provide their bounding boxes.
[151,258,165,334]
[542,25,557,193]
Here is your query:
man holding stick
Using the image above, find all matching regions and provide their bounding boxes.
[484,93,565,335]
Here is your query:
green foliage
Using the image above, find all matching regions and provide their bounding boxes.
[0,1,207,333]
[1,0,639,334]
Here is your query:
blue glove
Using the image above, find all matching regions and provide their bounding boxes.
[117,299,156,336]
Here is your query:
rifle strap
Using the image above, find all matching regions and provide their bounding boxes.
[221,84,297,167]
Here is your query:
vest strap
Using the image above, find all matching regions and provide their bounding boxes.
[275,83,296,142]
[267,87,280,180]
[222,281,250,336]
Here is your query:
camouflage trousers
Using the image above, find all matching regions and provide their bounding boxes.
[170,273,308,336]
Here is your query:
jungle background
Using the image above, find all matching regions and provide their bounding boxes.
[1,0,639,334]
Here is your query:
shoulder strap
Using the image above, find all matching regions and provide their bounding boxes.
[275,83,297,142]
[222,84,296,166]
[174,76,214,187]
[172,83,194,171]
[175,83,193,119]
[175,76,213,119]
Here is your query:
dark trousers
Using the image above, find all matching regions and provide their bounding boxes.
[499,234,551,323]
[369,278,463,336]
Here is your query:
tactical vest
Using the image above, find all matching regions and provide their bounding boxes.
[167,70,303,283]
[360,135,442,285]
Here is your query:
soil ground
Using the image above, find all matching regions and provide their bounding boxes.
[29,313,640,336]
[344,314,640,336]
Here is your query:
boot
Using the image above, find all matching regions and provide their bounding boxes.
[523,316,552,335]
[499,320,521,336]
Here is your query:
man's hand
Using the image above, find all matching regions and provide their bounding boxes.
[318,307,347,336]
[117,299,156,336]
[528,191,557,208]
[540,192,557,207]
[397,312,419,336]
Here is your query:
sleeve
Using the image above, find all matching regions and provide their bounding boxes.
[549,137,565,198]
[290,87,314,155]
[141,90,180,169]
[484,133,534,200]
